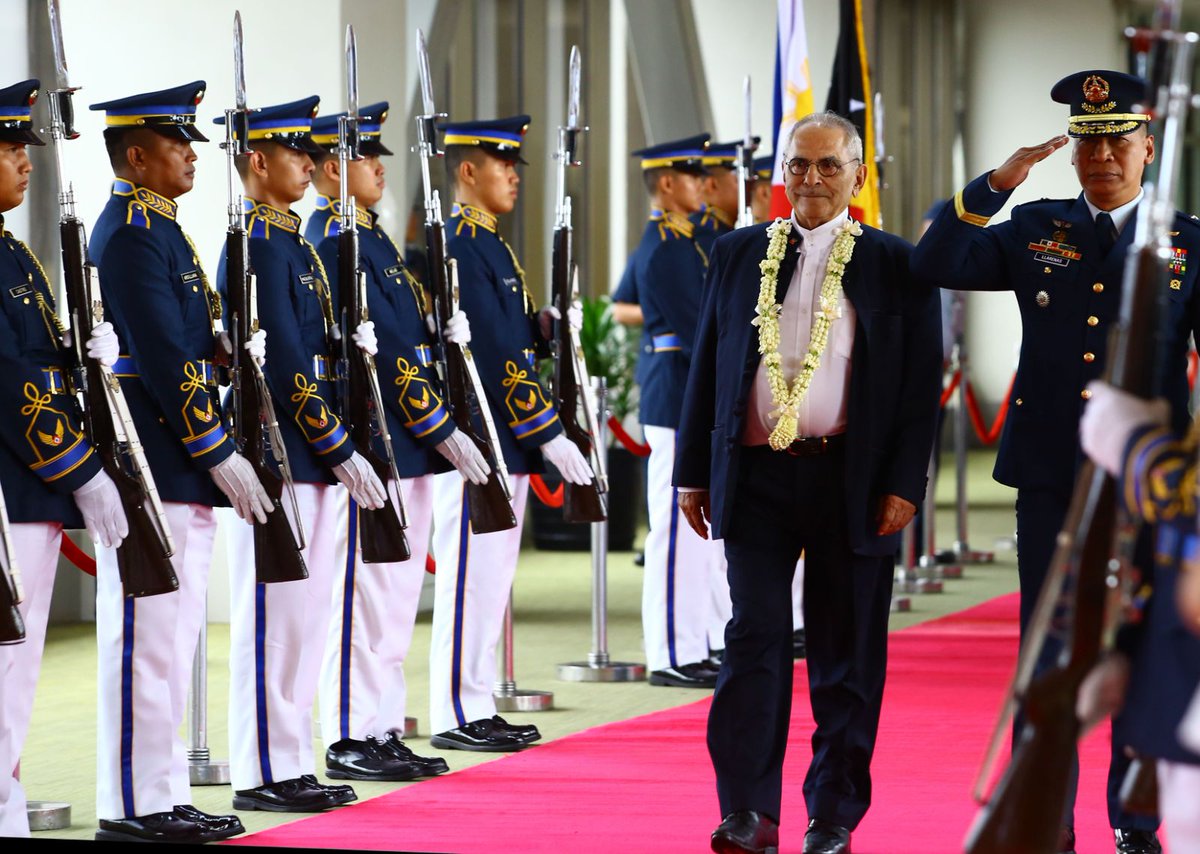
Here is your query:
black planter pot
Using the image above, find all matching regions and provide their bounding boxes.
[529,445,643,551]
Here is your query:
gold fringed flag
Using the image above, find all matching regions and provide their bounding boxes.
[825,0,881,228]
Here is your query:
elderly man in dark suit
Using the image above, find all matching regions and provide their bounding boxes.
[674,111,942,854]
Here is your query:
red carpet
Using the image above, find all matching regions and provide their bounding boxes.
[229,593,1127,853]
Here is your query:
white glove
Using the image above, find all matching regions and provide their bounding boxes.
[72,469,129,548]
[1079,381,1170,475]
[85,321,120,368]
[352,320,378,356]
[333,451,387,509]
[435,429,490,485]
[567,302,582,332]
[444,310,472,345]
[540,433,594,485]
[210,453,273,524]
[244,328,267,367]
[218,330,233,355]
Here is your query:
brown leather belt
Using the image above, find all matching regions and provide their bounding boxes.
[784,433,845,456]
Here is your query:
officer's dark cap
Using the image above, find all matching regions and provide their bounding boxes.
[1050,70,1150,138]
[214,95,323,155]
[632,134,711,176]
[90,81,209,143]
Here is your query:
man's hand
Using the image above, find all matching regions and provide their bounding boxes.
[1080,381,1170,475]
[989,135,1069,192]
[876,494,916,536]
[1076,652,1131,736]
[678,490,712,540]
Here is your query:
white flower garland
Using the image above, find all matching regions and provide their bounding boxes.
[751,216,862,450]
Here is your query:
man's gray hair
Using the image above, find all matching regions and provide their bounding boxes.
[785,111,864,162]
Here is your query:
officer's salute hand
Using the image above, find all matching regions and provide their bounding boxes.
[990,135,1070,192]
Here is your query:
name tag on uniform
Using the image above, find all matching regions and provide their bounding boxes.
[8,284,32,298]
[299,273,316,286]
[503,276,519,288]
[1035,253,1069,268]
[181,270,201,284]
[384,265,404,279]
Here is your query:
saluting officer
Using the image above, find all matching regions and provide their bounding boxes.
[911,69,1200,854]
[88,81,263,844]
[0,79,127,838]
[212,97,383,812]
[429,115,592,752]
[306,103,487,780]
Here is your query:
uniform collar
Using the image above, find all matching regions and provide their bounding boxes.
[790,208,849,246]
[315,193,373,229]
[650,207,695,238]
[244,197,301,233]
[112,178,178,221]
[451,202,498,233]
[704,205,736,228]
[1083,188,1143,235]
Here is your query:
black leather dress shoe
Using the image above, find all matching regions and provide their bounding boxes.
[793,628,807,659]
[649,661,719,688]
[430,718,527,752]
[490,715,541,744]
[710,810,779,854]
[803,818,850,854]
[1115,828,1162,854]
[382,731,450,775]
[232,777,339,812]
[326,736,424,781]
[96,811,226,843]
[173,804,245,838]
[300,774,357,804]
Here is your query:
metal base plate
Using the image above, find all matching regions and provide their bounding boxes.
[556,661,647,682]
[890,595,912,613]
[956,547,996,564]
[404,716,418,739]
[27,801,70,832]
[895,577,944,594]
[189,760,230,786]
[493,689,554,712]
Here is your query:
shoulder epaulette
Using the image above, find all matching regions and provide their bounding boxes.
[125,199,151,229]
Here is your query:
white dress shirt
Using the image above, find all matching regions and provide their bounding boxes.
[1083,188,1142,234]
[743,208,857,445]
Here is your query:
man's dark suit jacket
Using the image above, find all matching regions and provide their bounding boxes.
[673,220,943,557]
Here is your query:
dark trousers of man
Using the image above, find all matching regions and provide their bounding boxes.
[708,443,893,829]
[1014,489,1156,833]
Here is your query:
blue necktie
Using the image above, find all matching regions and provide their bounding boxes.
[1096,211,1117,256]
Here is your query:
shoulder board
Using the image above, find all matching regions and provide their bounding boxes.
[1017,197,1065,209]
[1176,211,1200,229]
[125,199,151,229]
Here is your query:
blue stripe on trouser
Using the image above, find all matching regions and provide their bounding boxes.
[255,583,274,783]
[120,597,136,816]
[667,487,679,668]
[451,485,470,727]
[338,500,359,739]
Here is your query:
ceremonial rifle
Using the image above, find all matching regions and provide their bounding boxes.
[550,46,607,523]
[735,75,757,228]
[0,482,24,644]
[414,28,516,535]
[335,25,410,563]
[222,10,308,583]
[47,0,177,598]
[965,8,1194,851]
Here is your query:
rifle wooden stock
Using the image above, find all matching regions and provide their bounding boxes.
[0,562,23,644]
[225,233,309,584]
[425,223,517,535]
[336,227,410,563]
[61,220,179,598]
[550,227,605,523]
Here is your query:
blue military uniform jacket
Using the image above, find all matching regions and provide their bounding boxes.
[690,204,734,258]
[0,223,100,525]
[911,173,1200,492]
[306,195,454,478]
[215,199,354,485]
[446,202,561,473]
[621,209,708,429]
[90,180,232,506]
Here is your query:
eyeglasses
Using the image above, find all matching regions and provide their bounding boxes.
[783,156,861,178]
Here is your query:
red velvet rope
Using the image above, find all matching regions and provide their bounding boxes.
[963,375,1015,446]
[529,474,565,508]
[939,371,961,409]
[60,535,96,576]
[1189,349,1198,390]
[607,416,651,457]
[425,554,436,575]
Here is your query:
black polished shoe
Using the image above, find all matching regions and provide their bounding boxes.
[382,731,450,776]
[430,718,528,752]
[173,804,245,839]
[803,818,851,854]
[490,715,541,744]
[326,736,424,781]
[793,628,807,659]
[1115,828,1162,854]
[1057,827,1076,853]
[634,550,645,567]
[710,810,779,854]
[96,811,224,843]
[300,773,357,804]
[232,776,339,812]
[649,661,719,688]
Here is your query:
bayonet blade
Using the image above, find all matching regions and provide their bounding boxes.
[48,0,70,90]
[233,11,247,111]
[742,75,752,148]
[346,25,359,119]
[417,29,436,116]
[567,46,581,129]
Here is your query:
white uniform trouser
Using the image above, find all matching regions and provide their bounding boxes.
[1158,760,1200,851]
[429,471,529,734]
[793,557,805,630]
[319,476,433,746]
[96,502,216,820]
[643,425,721,672]
[0,522,62,837]
[227,482,345,790]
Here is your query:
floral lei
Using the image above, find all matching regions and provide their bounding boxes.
[751,216,862,450]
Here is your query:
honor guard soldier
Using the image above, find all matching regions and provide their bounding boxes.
[88,81,264,844]
[751,154,774,224]
[617,135,723,689]
[912,69,1200,854]
[430,114,592,751]
[692,139,744,256]
[0,80,127,838]
[306,102,487,780]
[212,97,384,812]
